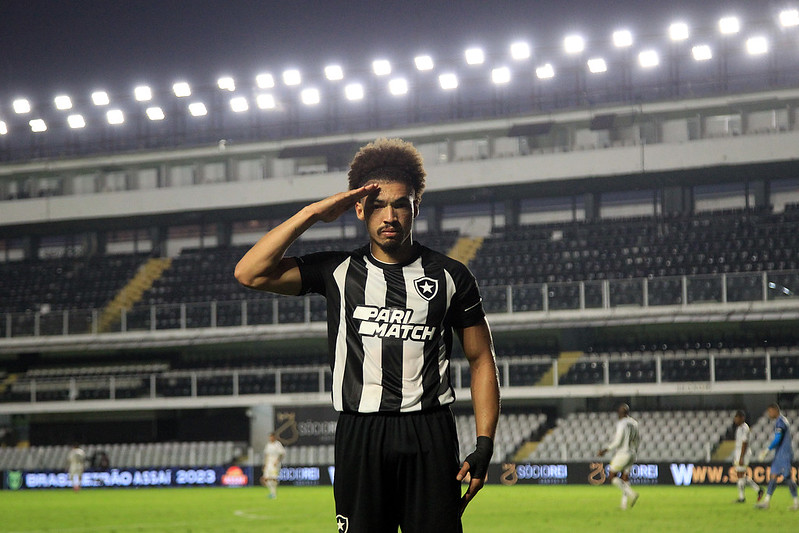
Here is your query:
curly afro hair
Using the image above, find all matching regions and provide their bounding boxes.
[348,138,426,207]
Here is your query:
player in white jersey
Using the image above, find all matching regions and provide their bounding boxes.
[732,410,764,503]
[67,443,85,492]
[261,432,286,499]
[598,404,640,510]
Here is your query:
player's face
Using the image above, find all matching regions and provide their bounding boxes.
[733,415,743,426]
[356,180,418,260]
[767,407,779,420]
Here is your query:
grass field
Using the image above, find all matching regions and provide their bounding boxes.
[0,485,795,532]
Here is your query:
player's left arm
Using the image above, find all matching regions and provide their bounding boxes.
[456,317,500,513]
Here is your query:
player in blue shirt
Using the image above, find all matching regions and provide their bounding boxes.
[754,403,798,510]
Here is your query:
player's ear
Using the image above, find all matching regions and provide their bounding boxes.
[413,202,419,218]
[355,198,366,221]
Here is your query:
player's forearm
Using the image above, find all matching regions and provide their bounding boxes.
[469,354,500,439]
[234,206,318,287]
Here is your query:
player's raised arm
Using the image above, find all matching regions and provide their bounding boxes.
[234,184,378,294]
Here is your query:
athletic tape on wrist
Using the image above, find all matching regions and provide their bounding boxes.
[465,436,494,479]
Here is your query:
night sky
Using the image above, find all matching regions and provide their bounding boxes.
[0,0,779,98]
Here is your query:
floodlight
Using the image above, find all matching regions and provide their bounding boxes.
[256,73,275,89]
[134,86,152,102]
[0,121,6,135]
[612,30,633,48]
[464,47,485,65]
[587,58,607,73]
[29,119,47,132]
[230,96,249,112]
[669,22,689,41]
[780,9,799,27]
[414,55,434,71]
[536,63,555,79]
[344,83,364,101]
[146,107,165,121]
[173,82,191,97]
[13,99,31,114]
[325,65,344,81]
[719,16,740,35]
[92,91,110,106]
[67,114,86,129]
[217,77,236,91]
[54,95,72,110]
[510,41,531,60]
[372,59,391,76]
[282,69,302,86]
[301,88,320,105]
[692,44,713,61]
[638,50,660,68]
[564,35,585,54]
[388,78,409,95]
[746,36,769,55]
[188,102,207,117]
[491,66,511,84]
[106,109,124,125]
[256,94,276,109]
[438,73,458,90]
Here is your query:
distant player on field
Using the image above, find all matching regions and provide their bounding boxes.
[597,404,640,510]
[261,432,285,499]
[754,403,798,510]
[67,443,85,492]
[731,410,763,503]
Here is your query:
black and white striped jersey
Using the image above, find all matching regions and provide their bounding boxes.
[297,242,485,413]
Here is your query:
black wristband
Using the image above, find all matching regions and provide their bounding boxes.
[464,436,494,479]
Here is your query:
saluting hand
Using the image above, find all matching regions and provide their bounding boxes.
[309,183,378,223]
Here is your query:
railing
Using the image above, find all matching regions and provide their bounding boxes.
[2,350,797,404]
[2,270,798,339]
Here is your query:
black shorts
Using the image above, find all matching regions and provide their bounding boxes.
[334,406,463,533]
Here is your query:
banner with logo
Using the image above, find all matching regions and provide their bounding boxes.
[3,465,253,490]
[273,405,338,446]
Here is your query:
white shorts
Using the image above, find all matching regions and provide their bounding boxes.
[68,468,83,482]
[264,463,280,480]
[609,451,634,474]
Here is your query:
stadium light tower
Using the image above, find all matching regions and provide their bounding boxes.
[325,65,344,81]
[692,44,713,61]
[414,55,434,71]
[372,59,392,76]
[256,93,276,109]
[106,109,124,125]
[564,35,585,54]
[0,121,7,135]
[146,107,165,121]
[301,88,320,105]
[746,36,769,55]
[54,95,72,110]
[780,9,799,27]
[13,98,31,114]
[256,73,275,89]
[217,77,236,91]
[587,58,607,73]
[464,47,485,65]
[388,77,409,96]
[283,69,302,86]
[344,82,364,101]
[669,22,689,41]
[29,119,47,132]
[188,102,207,117]
[173,82,191,97]
[134,86,152,102]
[612,29,633,48]
[535,63,555,79]
[510,41,531,60]
[638,50,660,68]
[719,16,740,35]
[92,91,110,106]
[229,96,249,112]
[491,66,511,84]
[438,73,458,90]
[67,114,86,129]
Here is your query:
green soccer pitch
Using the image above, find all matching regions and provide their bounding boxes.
[0,485,792,532]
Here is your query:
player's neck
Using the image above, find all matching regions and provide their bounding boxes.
[369,239,416,264]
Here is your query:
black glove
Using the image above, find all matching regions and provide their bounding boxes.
[464,436,494,479]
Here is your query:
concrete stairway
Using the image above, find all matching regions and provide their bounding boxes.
[97,257,172,333]
[447,236,484,267]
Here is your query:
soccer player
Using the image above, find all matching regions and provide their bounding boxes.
[235,138,500,533]
[67,443,85,492]
[261,432,285,499]
[597,404,640,510]
[731,410,763,503]
[754,403,798,510]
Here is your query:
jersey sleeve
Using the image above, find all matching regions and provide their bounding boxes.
[446,263,486,329]
[295,251,343,296]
